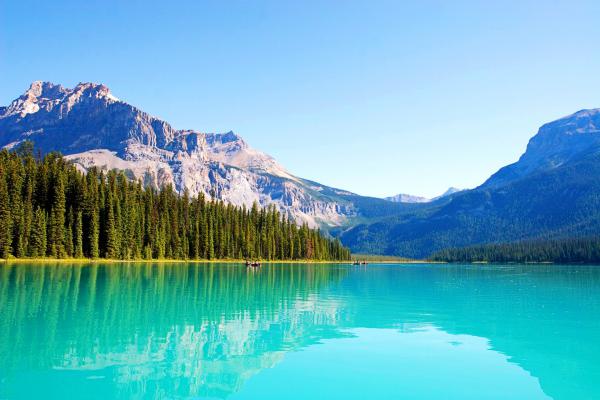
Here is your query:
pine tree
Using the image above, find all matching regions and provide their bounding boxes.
[30,207,47,258]
[105,189,118,259]
[89,206,100,258]
[0,174,12,259]
[64,208,74,257]
[8,156,25,258]
[74,210,84,258]
[20,155,36,258]
[49,170,66,258]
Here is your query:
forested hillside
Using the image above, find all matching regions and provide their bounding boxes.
[0,145,350,261]
[339,108,600,258]
[340,150,600,258]
[431,237,600,264]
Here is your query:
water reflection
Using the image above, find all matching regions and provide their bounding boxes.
[0,263,349,399]
[0,263,599,399]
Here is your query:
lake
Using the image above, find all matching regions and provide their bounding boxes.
[0,262,599,399]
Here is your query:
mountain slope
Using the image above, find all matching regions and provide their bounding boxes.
[0,81,405,228]
[340,109,600,258]
[433,187,463,200]
[483,109,600,188]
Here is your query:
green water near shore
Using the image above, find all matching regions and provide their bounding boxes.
[0,262,598,399]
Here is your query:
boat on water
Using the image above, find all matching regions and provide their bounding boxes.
[245,261,262,267]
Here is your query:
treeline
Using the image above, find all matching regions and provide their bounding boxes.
[430,237,600,263]
[0,146,350,261]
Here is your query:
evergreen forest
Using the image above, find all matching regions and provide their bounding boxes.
[431,237,600,264]
[0,145,350,261]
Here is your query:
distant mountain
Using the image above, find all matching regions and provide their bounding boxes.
[340,109,600,258]
[384,193,429,204]
[0,81,404,228]
[385,187,463,204]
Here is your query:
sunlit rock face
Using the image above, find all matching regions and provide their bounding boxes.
[0,82,356,227]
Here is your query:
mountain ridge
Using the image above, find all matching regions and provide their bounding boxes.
[1,81,402,227]
[340,107,600,257]
[4,81,598,258]
[482,108,600,188]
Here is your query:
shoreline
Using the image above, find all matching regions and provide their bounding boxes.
[2,258,591,265]
[0,257,440,265]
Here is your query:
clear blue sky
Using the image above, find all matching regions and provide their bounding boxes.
[2,1,600,198]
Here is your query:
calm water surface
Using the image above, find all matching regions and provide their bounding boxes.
[0,263,599,399]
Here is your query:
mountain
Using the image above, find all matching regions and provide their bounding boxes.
[432,187,462,200]
[483,109,600,188]
[385,187,463,204]
[0,81,404,228]
[384,193,429,203]
[340,108,600,258]
[6,81,596,259]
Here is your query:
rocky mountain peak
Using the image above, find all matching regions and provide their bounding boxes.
[71,82,120,102]
[484,108,600,188]
[3,81,122,120]
[206,131,246,147]
[0,81,357,227]
[25,81,62,98]
[5,81,64,117]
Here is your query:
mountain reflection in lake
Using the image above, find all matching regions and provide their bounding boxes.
[1,263,599,399]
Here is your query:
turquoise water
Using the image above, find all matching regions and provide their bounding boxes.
[0,263,599,399]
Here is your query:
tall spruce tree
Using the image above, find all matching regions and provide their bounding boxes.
[74,210,84,258]
[0,173,12,259]
[49,169,66,258]
[30,207,47,258]
[105,189,118,259]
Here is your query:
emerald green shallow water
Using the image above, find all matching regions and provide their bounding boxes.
[1,263,599,399]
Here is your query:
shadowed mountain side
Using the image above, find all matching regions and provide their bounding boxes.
[340,108,600,257]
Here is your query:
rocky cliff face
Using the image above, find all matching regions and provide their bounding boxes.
[483,108,600,188]
[0,81,357,227]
